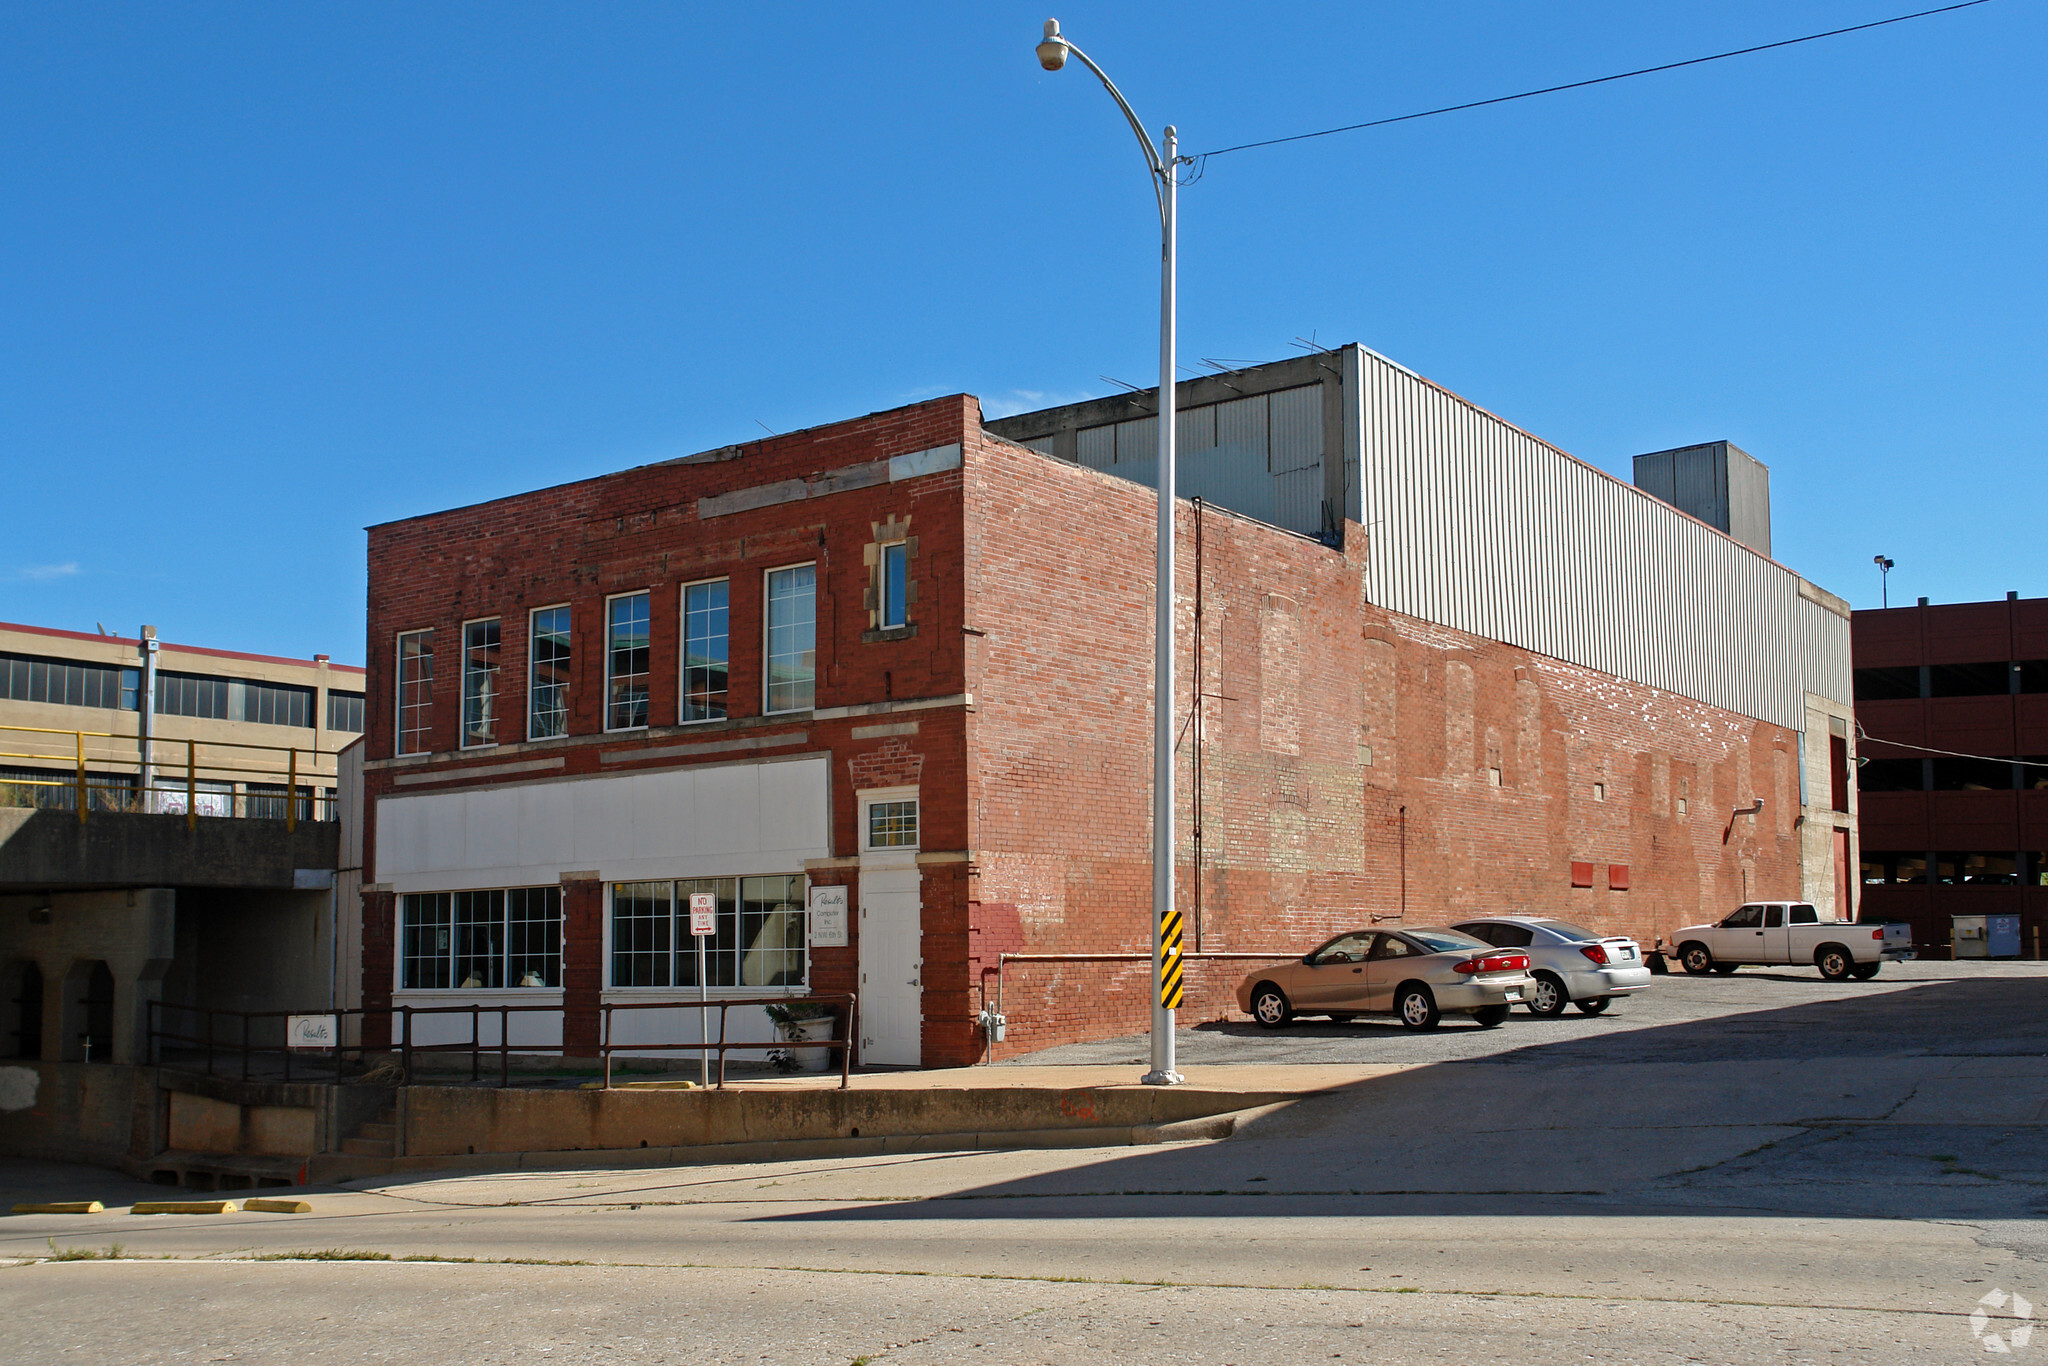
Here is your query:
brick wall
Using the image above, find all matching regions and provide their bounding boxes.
[358,398,976,1054]
[962,436,1806,1058]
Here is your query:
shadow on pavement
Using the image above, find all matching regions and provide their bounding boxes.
[762,972,2048,1226]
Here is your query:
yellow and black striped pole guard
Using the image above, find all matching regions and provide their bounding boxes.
[1158,909,1185,1009]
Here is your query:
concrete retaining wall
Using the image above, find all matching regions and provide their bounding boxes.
[399,1082,1289,1159]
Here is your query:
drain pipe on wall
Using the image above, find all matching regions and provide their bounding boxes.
[138,626,159,809]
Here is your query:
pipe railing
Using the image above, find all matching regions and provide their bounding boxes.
[1,722,343,828]
[146,995,858,1090]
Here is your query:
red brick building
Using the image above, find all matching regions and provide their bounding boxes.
[1853,593,2048,954]
[359,348,1853,1067]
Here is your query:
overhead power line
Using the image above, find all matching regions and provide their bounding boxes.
[1195,0,1998,163]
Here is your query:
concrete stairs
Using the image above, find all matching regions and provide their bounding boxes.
[340,1105,398,1159]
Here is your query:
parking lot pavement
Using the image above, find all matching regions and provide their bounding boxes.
[7,960,2048,1364]
[1000,958,2048,1068]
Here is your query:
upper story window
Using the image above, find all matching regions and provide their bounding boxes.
[866,798,918,849]
[327,689,365,733]
[396,629,434,755]
[765,564,816,714]
[682,580,729,723]
[529,606,571,740]
[461,618,501,748]
[243,680,313,728]
[157,672,229,720]
[0,653,139,711]
[880,542,909,629]
[606,592,650,731]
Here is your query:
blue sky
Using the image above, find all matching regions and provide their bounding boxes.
[2,2,2041,664]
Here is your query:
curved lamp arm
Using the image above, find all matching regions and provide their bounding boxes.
[1037,19,1167,224]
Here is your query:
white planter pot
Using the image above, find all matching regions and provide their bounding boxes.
[779,1016,836,1072]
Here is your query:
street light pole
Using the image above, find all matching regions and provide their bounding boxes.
[1036,18,1184,1085]
[1873,555,1894,609]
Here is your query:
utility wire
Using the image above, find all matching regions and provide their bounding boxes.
[1857,724,2048,769]
[1196,0,1998,163]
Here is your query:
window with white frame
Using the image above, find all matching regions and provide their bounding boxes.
[606,591,650,731]
[529,605,571,739]
[879,541,909,629]
[682,579,729,722]
[866,797,919,849]
[396,629,434,755]
[400,887,561,989]
[765,564,816,713]
[608,875,807,988]
[461,618,501,747]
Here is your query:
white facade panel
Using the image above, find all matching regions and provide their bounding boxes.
[375,755,831,893]
[1351,346,1848,728]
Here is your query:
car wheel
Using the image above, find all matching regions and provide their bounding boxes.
[1527,972,1568,1017]
[1851,961,1881,981]
[1680,943,1715,975]
[1816,945,1853,981]
[1250,983,1293,1029]
[1472,1004,1510,1028]
[1396,985,1440,1030]
[1574,996,1610,1016]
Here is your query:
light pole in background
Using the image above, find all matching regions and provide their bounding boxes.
[1873,555,1895,608]
[1034,18,1184,1085]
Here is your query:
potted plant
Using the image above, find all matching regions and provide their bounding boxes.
[764,1000,838,1073]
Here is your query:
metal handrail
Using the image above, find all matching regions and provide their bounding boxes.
[146,995,859,1091]
[600,993,858,1091]
[1,721,345,829]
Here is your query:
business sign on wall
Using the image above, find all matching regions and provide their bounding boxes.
[286,1015,337,1049]
[808,885,849,947]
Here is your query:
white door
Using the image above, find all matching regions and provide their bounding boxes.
[857,851,923,1066]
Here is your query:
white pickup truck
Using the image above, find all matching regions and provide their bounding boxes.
[1670,902,1914,980]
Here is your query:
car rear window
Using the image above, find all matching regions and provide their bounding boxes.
[1534,920,1601,942]
[1405,928,1489,954]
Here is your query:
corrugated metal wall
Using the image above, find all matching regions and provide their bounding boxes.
[1351,346,1850,726]
[1067,385,1325,538]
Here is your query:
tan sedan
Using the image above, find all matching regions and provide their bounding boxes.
[1235,927,1534,1030]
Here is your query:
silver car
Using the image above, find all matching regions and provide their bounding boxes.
[1235,926,1535,1030]
[1452,917,1653,1017]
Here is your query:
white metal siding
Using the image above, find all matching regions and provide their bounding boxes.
[1351,346,1849,727]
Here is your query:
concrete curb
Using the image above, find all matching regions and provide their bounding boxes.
[10,1201,104,1215]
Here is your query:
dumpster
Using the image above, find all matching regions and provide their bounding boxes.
[1953,915,1987,958]
[1989,914,2022,958]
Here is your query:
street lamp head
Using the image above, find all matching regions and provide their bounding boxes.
[1036,18,1069,71]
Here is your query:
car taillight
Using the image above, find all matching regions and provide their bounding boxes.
[1580,945,1609,966]
[1455,953,1528,974]
[1872,928,1884,940]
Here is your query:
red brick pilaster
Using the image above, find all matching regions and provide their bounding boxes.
[362,887,396,1049]
[561,873,604,1056]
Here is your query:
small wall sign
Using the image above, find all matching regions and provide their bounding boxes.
[808,885,849,947]
[286,1014,337,1050]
